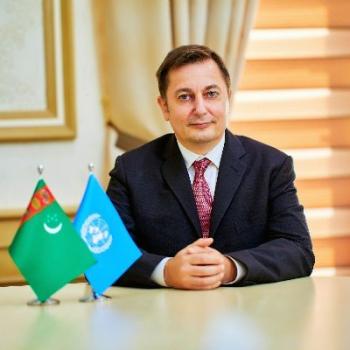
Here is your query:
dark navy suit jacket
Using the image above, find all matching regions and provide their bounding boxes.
[107,130,314,287]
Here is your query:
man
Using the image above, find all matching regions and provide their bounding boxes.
[107,45,314,289]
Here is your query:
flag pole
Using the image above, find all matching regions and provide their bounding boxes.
[27,164,60,306]
[79,163,111,303]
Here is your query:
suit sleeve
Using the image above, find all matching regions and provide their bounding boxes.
[228,156,315,286]
[106,156,166,288]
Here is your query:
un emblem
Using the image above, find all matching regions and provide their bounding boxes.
[81,213,112,254]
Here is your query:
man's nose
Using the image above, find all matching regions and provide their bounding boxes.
[193,96,207,115]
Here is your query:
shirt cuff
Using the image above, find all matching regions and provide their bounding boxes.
[151,257,171,287]
[223,256,247,285]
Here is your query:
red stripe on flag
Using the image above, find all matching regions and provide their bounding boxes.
[21,185,55,224]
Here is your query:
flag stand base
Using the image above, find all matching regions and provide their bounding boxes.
[79,284,111,303]
[27,298,60,306]
[79,293,111,303]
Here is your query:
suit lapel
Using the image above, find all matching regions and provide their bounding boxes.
[161,136,202,236]
[210,131,248,236]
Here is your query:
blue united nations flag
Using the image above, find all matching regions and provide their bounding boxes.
[74,174,141,295]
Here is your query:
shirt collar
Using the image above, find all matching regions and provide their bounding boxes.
[177,134,225,170]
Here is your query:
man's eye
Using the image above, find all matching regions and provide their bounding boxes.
[178,94,191,101]
[207,90,219,98]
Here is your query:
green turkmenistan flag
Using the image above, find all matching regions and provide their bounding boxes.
[9,179,96,302]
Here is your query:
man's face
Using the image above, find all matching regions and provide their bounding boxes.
[158,59,230,154]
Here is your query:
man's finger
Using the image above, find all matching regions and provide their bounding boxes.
[178,238,213,256]
[186,245,211,254]
[188,264,224,277]
[187,272,224,290]
[190,237,213,248]
[187,252,224,265]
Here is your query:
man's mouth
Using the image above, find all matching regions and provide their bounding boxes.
[189,122,212,129]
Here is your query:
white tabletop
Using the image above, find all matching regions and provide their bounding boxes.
[0,276,349,350]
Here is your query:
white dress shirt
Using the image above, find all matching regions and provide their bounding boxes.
[151,135,246,286]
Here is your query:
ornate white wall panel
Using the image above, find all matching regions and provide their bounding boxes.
[0,0,76,141]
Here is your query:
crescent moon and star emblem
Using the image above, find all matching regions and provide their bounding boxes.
[43,222,62,234]
[43,213,63,235]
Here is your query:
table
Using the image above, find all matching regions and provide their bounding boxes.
[0,277,349,350]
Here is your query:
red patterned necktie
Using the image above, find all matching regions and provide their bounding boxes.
[192,158,213,238]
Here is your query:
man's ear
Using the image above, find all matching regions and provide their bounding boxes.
[227,88,233,114]
[228,87,232,100]
[157,96,170,121]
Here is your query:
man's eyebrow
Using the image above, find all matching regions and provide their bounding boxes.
[174,88,192,95]
[174,85,221,95]
[204,84,221,90]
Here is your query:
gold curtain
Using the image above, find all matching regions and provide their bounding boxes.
[93,0,259,150]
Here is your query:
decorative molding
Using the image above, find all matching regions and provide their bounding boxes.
[0,206,77,219]
[0,0,76,142]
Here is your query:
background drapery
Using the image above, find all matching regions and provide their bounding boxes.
[93,0,259,150]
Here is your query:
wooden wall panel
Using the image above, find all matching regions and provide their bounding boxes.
[313,236,350,268]
[287,149,350,180]
[242,0,350,271]
[0,250,23,285]
[246,29,350,60]
[306,208,350,239]
[233,89,350,121]
[240,58,350,90]
[255,0,350,29]
[230,118,350,149]
[296,177,350,208]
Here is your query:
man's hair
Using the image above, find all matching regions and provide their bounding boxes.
[156,45,231,99]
